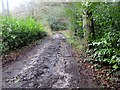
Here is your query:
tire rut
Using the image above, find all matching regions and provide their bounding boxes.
[2,33,98,88]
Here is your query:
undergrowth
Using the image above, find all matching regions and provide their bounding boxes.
[1,16,47,54]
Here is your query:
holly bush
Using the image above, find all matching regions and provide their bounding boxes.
[1,16,46,54]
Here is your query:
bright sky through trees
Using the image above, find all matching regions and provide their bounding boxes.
[0,0,30,12]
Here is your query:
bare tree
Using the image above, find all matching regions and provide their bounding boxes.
[6,0,10,16]
[1,0,10,16]
[2,0,5,15]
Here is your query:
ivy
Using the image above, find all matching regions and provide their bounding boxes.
[65,2,120,70]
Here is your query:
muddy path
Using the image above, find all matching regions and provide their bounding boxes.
[2,33,99,88]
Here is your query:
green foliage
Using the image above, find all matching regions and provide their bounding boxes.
[65,2,120,70]
[41,3,68,31]
[90,2,120,70]
[92,2,120,38]
[1,16,46,54]
[65,2,83,37]
[48,17,68,31]
[91,30,120,70]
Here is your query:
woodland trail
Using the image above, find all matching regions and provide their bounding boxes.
[2,33,99,88]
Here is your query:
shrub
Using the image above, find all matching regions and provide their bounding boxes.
[90,30,120,70]
[48,17,68,31]
[1,16,46,54]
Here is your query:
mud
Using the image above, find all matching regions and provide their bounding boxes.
[2,34,98,88]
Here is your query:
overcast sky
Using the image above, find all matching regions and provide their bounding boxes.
[0,0,30,12]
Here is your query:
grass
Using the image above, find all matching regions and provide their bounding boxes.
[60,30,86,53]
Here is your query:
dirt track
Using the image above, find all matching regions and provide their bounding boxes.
[2,34,98,88]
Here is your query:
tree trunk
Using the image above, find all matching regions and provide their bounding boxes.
[6,0,10,16]
[2,0,5,15]
[83,10,94,41]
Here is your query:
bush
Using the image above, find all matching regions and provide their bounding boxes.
[90,30,120,70]
[1,16,46,54]
[48,17,68,31]
[89,2,120,70]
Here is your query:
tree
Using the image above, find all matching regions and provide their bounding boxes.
[1,0,10,16]
[82,2,95,42]
[6,0,9,16]
[2,0,5,15]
